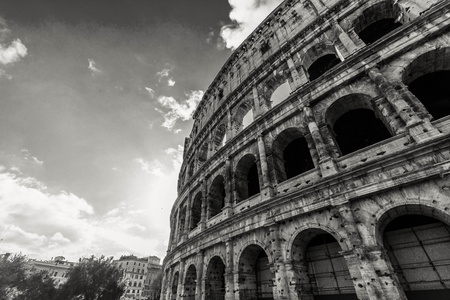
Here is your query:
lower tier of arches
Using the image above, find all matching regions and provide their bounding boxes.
[162,177,450,300]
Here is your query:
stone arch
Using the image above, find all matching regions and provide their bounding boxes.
[234,153,260,202]
[289,226,357,299]
[233,97,254,133]
[205,256,226,300]
[184,264,197,300]
[171,271,179,300]
[212,122,227,151]
[287,223,350,261]
[353,0,402,45]
[190,192,202,230]
[271,127,314,183]
[237,243,274,300]
[375,203,450,298]
[325,93,392,156]
[260,62,292,108]
[207,175,226,219]
[374,202,450,247]
[401,47,450,120]
[302,41,341,81]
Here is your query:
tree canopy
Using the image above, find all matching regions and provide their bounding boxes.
[58,255,125,300]
[0,253,57,300]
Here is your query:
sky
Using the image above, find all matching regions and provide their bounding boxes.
[0,0,283,262]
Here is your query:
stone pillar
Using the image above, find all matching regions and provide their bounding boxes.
[286,56,304,91]
[183,194,192,240]
[199,180,207,230]
[196,251,205,300]
[227,107,234,140]
[294,53,310,85]
[177,261,185,300]
[285,261,313,300]
[303,106,338,177]
[367,67,442,143]
[165,267,173,300]
[257,134,274,199]
[337,205,407,300]
[223,158,233,219]
[268,224,290,300]
[252,85,266,119]
[330,19,360,54]
[225,239,236,300]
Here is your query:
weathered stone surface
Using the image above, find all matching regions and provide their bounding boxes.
[162,0,450,299]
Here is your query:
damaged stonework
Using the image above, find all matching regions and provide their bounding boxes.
[163,0,450,299]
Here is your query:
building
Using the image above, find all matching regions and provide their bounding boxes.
[115,255,162,300]
[143,256,164,300]
[28,256,76,288]
[161,0,450,300]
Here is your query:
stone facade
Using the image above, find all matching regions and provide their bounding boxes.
[162,0,450,299]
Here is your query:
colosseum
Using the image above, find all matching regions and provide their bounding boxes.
[161,0,450,299]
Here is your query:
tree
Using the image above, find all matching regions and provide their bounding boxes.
[59,255,125,300]
[0,253,57,300]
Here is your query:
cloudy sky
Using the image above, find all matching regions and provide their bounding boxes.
[0,0,283,262]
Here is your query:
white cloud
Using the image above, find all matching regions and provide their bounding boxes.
[156,67,171,79]
[134,158,166,177]
[145,87,155,98]
[88,58,101,75]
[0,39,27,65]
[156,65,176,87]
[0,167,167,261]
[220,0,283,49]
[156,90,203,130]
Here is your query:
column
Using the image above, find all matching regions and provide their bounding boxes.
[252,85,265,118]
[226,107,234,140]
[225,239,236,300]
[268,224,290,300]
[199,180,207,230]
[223,158,233,218]
[183,194,192,241]
[196,251,205,300]
[330,19,360,54]
[337,205,407,300]
[286,55,305,91]
[257,134,274,199]
[177,261,185,300]
[303,106,338,177]
[367,67,442,143]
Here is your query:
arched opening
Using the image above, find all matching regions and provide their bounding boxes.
[235,154,260,202]
[234,99,254,134]
[308,54,341,81]
[213,123,227,151]
[270,81,291,107]
[382,214,450,299]
[208,175,226,219]
[408,71,450,119]
[272,128,314,183]
[190,193,202,230]
[353,1,402,45]
[403,49,450,120]
[238,245,273,300]
[291,229,357,300]
[332,108,391,155]
[171,271,179,300]
[205,256,226,300]
[242,109,254,129]
[184,265,197,300]
[357,18,401,44]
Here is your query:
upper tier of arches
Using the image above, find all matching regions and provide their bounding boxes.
[178,0,441,194]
